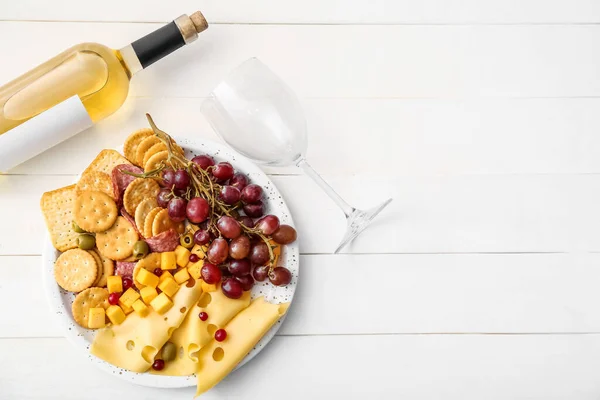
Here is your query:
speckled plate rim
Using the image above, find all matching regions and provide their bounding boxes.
[42,137,299,388]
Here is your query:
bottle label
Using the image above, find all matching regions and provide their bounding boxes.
[0,96,92,172]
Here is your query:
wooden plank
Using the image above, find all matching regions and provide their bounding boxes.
[1,23,600,99]
[2,335,600,399]
[10,97,600,176]
[2,0,600,24]
[4,253,600,338]
[4,173,600,255]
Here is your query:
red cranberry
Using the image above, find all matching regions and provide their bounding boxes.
[189,254,200,263]
[122,277,133,291]
[108,292,120,305]
[198,312,208,321]
[152,359,165,371]
[215,329,227,342]
[153,268,163,276]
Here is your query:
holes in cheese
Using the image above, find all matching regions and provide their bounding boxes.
[180,307,187,314]
[141,346,157,364]
[126,340,135,351]
[197,293,212,308]
[212,347,224,362]
[207,324,217,337]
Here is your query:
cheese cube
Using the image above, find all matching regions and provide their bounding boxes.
[175,245,191,267]
[158,277,180,297]
[120,302,134,315]
[161,252,177,270]
[140,286,158,305]
[190,244,208,259]
[119,288,140,308]
[150,292,173,314]
[137,268,159,288]
[159,271,174,283]
[187,260,204,280]
[132,299,149,317]
[106,305,126,325]
[201,281,218,292]
[107,276,123,294]
[174,268,190,284]
[88,307,106,329]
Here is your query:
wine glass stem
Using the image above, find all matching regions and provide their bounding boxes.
[296,158,355,217]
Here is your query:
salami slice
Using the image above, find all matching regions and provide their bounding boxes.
[115,261,137,279]
[120,208,143,238]
[145,228,179,253]
[112,164,143,206]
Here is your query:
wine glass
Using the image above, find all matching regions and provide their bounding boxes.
[201,58,392,253]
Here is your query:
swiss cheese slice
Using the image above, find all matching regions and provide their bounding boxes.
[195,297,289,397]
[153,284,251,376]
[90,281,203,372]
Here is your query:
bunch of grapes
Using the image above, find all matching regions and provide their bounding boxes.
[137,126,297,299]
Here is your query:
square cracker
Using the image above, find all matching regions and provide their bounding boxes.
[40,185,79,252]
[82,149,131,177]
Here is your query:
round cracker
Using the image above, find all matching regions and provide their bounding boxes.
[135,198,159,233]
[143,207,163,238]
[76,171,114,199]
[142,142,168,167]
[144,150,169,173]
[96,216,139,260]
[123,178,161,215]
[133,252,162,289]
[73,191,118,233]
[71,287,109,328]
[92,249,114,287]
[152,208,185,236]
[54,249,98,292]
[124,128,154,166]
[88,250,104,287]
[135,136,162,167]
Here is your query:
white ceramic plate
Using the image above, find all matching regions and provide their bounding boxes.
[42,137,299,388]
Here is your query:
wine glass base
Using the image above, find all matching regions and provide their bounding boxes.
[334,198,393,254]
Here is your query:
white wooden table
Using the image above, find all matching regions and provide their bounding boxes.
[3,1,600,398]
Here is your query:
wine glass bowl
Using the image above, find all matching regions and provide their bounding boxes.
[201,58,392,253]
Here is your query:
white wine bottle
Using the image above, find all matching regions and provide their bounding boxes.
[0,11,208,172]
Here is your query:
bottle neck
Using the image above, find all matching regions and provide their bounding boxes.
[118,12,207,76]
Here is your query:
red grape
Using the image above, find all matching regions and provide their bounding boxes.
[173,169,190,190]
[156,189,171,208]
[186,197,209,223]
[189,254,200,263]
[236,275,255,291]
[230,173,249,190]
[228,258,251,276]
[167,198,187,222]
[200,262,222,284]
[108,292,120,305]
[219,186,241,205]
[241,184,263,204]
[253,265,269,282]
[212,162,234,181]
[243,201,264,218]
[255,215,280,236]
[162,169,176,188]
[194,230,211,245]
[272,224,297,244]
[249,241,270,266]
[222,278,243,299]
[217,216,241,239]
[214,328,227,342]
[207,238,229,264]
[152,359,165,371]
[238,216,254,228]
[192,154,215,170]
[198,312,208,321]
[229,235,250,260]
[269,267,292,286]
[122,277,133,291]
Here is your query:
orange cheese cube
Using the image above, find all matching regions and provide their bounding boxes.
[140,286,158,305]
[119,288,140,308]
[120,302,134,315]
[161,252,177,270]
[159,271,174,283]
[106,305,126,325]
[158,277,179,297]
[174,268,190,284]
[137,268,159,288]
[190,244,208,259]
[132,299,149,317]
[201,281,218,292]
[187,260,204,280]
[106,276,123,294]
[88,307,106,329]
[175,245,191,267]
[150,292,173,314]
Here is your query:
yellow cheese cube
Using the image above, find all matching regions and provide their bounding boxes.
[150,292,173,315]
[140,286,158,305]
[106,276,123,294]
[158,277,180,297]
[88,307,106,329]
[120,302,134,315]
[132,299,149,317]
[161,252,177,270]
[137,268,159,288]
[174,268,190,284]
[190,244,208,259]
[106,305,126,325]
[159,271,174,283]
[201,281,218,292]
[175,245,191,267]
[187,260,204,280]
[119,288,140,308]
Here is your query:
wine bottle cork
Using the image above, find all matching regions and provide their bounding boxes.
[190,11,209,33]
[175,11,209,44]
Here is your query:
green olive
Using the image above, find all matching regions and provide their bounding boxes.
[78,234,96,250]
[132,241,149,259]
[180,232,194,249]
[72,221,86,233]
[161,342,177,362]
